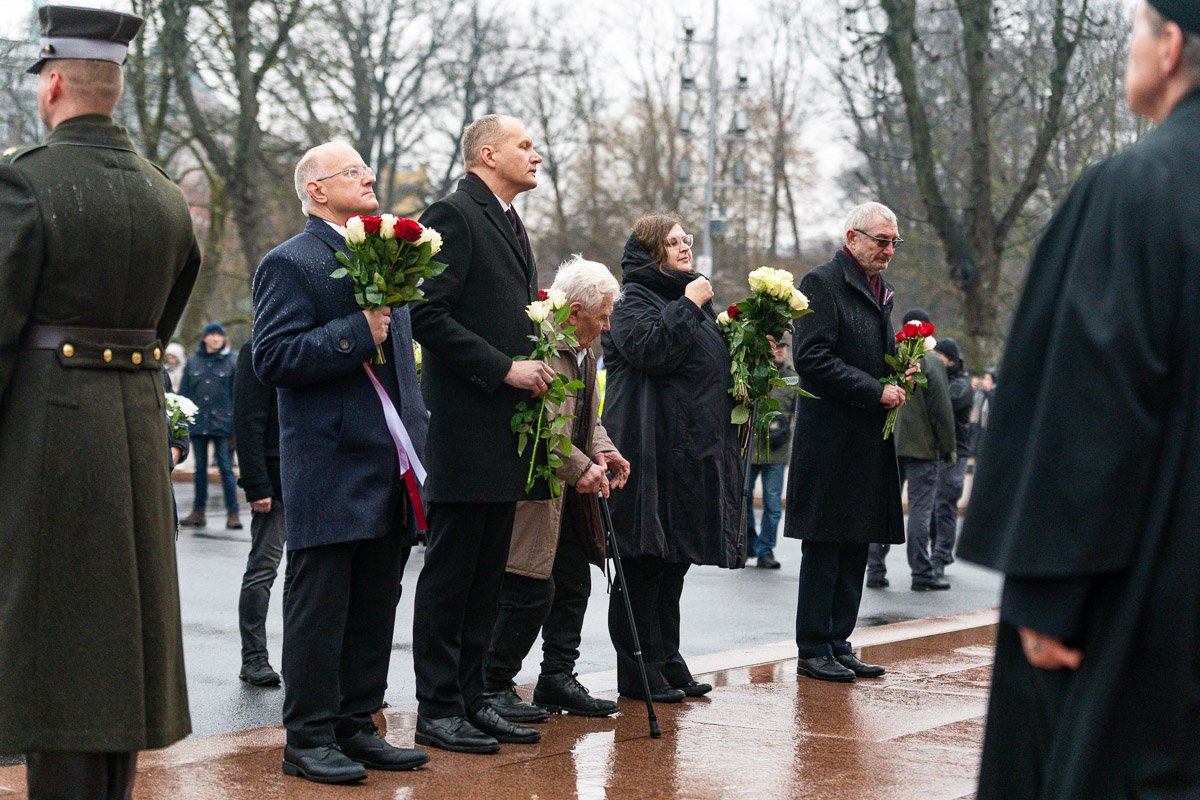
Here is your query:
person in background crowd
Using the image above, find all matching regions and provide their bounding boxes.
[867,308,954,591]
[179,321,242,530]
[482,256,630,723]
[969,367,997,453]
[929,337,972,578]
[744,335,797,570]
[785,201,905,682]
[408,115,553,754]
[0,6,202,793]
[233,337,289,688]
[165,341,186,391]
[601,214,743,704]
[959,2,1200,795]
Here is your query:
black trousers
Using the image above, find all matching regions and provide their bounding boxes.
[795,541,869,658]
[281,527,409,748]
[238,503,291,661]
[412,501,516,719]
[484,522,592,689]
[24,752,136,800]
[607,556,693,693]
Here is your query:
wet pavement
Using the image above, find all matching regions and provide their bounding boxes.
[0,610,995,799]
[166,480,1002,739]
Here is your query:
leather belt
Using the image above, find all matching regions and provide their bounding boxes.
[20,324,157,349]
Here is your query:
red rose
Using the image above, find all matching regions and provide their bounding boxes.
[539,290,549,301]
[727,304,740,319]
[922,322,936,337]
[360,215,382,234]
[895,330,906,342]
[394,217,423,242]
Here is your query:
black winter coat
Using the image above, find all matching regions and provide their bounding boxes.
[945,362,973,456]
[233,340,280,502]
[410,175,547,502]
[600,235,745,567]
[179,342,236,437]
[784,251,904,545]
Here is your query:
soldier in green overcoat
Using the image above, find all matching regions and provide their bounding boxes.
[0,6,201,796]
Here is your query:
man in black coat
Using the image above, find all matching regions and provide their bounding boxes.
[785,202,906,682]
[957,3,1200,797]
[408,114,555,753]
[233,338,288,687]
[253,142,429,784]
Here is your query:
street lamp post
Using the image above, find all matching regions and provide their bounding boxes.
[677,0,748,278]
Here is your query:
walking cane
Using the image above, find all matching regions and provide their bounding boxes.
[736,406,758,563]
[596,486,662,739]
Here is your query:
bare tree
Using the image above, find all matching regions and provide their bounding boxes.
[833,0,1134,362]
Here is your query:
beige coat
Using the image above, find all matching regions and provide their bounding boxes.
[507,344,615,579]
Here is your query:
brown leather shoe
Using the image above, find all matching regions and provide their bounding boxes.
[226,512,243,529]
[179,509,206,527]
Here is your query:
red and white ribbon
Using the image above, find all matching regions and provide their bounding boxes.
[363,363,428,531]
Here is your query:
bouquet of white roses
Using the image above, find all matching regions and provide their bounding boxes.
[330,213,448,364]
[718,267,815,457]
[164,393,197,440]
[510,289,585,498]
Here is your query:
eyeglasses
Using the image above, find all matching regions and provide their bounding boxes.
[665,234,694,249]
[854,229,904,249]
[315,165,375,182]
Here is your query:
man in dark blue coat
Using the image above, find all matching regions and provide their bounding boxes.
[179,321,241,529]
[252,142,429,785]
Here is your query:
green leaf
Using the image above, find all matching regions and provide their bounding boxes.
[912,373,928,386]
[330,268,349,279]
[730,404,751,425]
[883,354,900,369]
[517,432,528,455]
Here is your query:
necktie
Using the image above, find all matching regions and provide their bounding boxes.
[505,205,532,265]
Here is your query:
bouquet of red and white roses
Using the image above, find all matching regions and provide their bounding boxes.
[717,266,815,457]
[330,213,448,364]
[881,320,937,439]
[510,289,584,498]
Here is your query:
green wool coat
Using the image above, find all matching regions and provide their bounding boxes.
[0,115,201,753]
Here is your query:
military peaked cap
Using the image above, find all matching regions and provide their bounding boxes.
[1148,0,1200,35]
[27,5,144,75]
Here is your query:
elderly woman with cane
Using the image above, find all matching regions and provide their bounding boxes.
[600,213,745,703]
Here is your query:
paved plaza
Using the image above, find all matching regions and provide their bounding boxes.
[0,611,996,799]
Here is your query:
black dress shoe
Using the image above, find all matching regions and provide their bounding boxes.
[414,715,500,754]
[911,577,951,591]
[834,653,886,678]
[796,654,856,682]
[533,672,618,717]
[620,685,686,703]
[470,705,541,743]
[756,553,782,569]
[483,686,550,722]
[282,744,367,784]
[239,657,281,687]
[675,680,713,697]
[336,723,429,771]
[866,576,889,588]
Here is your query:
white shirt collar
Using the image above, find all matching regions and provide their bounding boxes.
[323,219,345,235]
[574,348,587,368]
[494,192,511,213]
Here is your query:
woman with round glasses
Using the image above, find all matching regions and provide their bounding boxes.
[600,213,745,703]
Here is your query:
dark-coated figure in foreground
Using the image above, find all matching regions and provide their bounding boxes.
[958,2,1200,797]
[0,6,201,796]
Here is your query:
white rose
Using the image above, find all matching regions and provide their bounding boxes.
[546,288,568,309]
[379,213,398,240]
[417,226,443,255]
[412,341,422,367]
[344,216,366,246]
[526,300,549,323]
[747,266,772,295]
[717,311,731,325]
[788,288,809,311]
[924,336,937,351]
